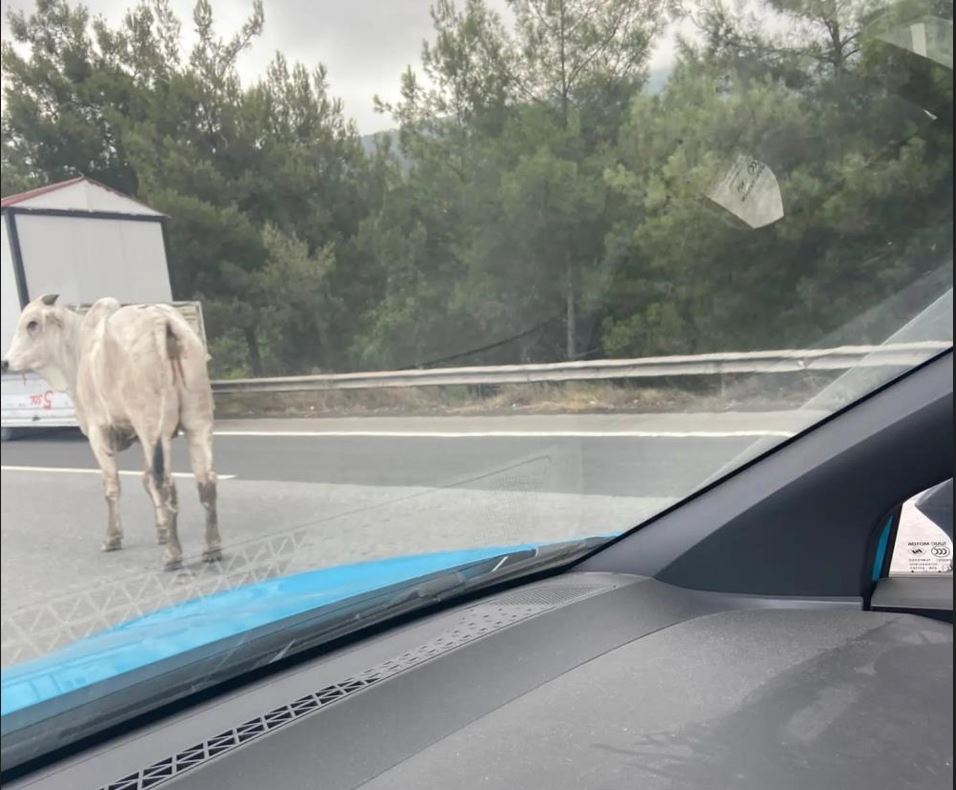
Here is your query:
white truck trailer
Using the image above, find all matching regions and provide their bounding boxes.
[1,176,204,436]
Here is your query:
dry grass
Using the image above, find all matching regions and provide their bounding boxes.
[212,366,839,419]
[454,381,699,414]
[212,380,735,419]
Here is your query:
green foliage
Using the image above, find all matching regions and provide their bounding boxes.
[2,0,952,375]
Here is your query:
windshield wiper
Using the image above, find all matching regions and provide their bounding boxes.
[383,538,602,606]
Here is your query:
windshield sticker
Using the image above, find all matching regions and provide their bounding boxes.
[706,155,784,229]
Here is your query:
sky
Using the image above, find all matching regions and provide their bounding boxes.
[1,0,680,134]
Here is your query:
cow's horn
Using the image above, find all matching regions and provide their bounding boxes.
[40,293,59,306]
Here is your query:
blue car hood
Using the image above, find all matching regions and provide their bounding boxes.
[1,539,587,717]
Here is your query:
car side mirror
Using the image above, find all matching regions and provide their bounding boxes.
[913,479,953,542]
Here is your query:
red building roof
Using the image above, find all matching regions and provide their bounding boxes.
[0,176,86,208]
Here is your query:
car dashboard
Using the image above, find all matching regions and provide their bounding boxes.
[11,571,952,790]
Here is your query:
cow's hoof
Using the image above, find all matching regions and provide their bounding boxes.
[164,557,183,572]
[102,538,123,552]
[202,547,223,563]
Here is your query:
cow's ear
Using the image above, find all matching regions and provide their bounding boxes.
[40,293,60,306]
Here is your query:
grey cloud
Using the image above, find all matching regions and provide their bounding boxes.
[2,0,513,132]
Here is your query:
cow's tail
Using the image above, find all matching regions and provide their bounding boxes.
[165,322,188,389]
[152,441,165,489]
[151,314,185,475]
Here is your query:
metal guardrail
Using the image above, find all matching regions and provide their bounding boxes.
[210,342,951,394]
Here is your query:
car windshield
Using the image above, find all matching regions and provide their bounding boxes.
[0,0,953,755]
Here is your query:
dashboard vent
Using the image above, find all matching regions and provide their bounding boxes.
[100,580,614,790]
[492,584,610,608]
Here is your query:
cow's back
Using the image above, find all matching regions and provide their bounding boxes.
[76,303,208,436]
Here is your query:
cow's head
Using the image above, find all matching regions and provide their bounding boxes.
[1,294,72,388]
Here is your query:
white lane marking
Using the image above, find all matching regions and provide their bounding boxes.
[1,466,236,480]
[214,429,795,439]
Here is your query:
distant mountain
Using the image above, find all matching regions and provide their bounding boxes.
[360,128,401,156]
[359,70,673,163]
[359,128,412,171]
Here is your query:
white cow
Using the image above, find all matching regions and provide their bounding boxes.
[1,294,222,570]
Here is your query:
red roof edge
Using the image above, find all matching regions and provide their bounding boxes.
[0,175,164,216]
[0,176,86,209]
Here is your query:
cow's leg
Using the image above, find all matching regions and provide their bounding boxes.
[167,482,178,543]
[141,435,182,570]
[89,430,123,551]
[186,426,221,563]
[141,472,177,546]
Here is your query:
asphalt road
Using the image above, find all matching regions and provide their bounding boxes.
[1,412,806,666]
[2,428,760,495]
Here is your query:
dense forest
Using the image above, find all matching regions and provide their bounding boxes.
[2,0,952,377]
